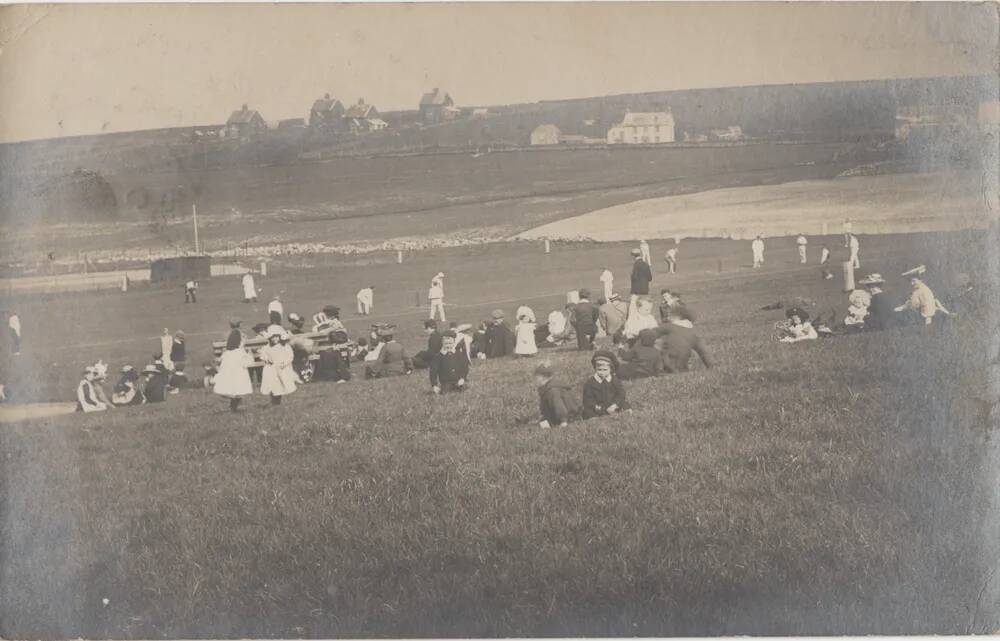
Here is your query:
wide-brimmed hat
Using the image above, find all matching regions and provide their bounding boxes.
[120,365,134,373]
[142,364,160,374]
[267,324,284,338]
[858,273,885,285]
[491,309,505,320]
[288,312,303,324]
[591,349,619,372]
[455,323,474,333]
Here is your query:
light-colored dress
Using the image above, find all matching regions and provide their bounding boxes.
[515,320,538,355]
[214,348,254,397]
[516,306,536,323]
[624,309,658,339]
[242,274,256,300]
[259,343,298,396]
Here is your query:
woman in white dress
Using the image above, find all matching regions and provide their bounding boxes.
[515,307,538,357]
[214,331,254,412]
[259,326,297,405]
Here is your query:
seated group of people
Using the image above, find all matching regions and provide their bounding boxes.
[76,359,175,412]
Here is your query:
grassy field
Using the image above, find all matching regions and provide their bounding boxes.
[1,231,998,637]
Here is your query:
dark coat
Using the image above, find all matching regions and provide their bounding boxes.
[485,322,516,358]
[573,300,600,331]
[618,345,663,379]
[538,379,581,425]
[656,323,713,372]
[582,375,628,419]
[865,292,894,331]
[429,351,470,389]
[630,259,653,295]
[371,341,413,376]
[143,373,168,403]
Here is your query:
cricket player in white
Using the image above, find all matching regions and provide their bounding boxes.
[751,236,765,269]
[849,234,861,269]
[428,278,446,321]
[599,268,614,301]
[356,286,374,315]
[796,235,808,263]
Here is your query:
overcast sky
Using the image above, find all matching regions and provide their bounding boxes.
[0,2,996,143]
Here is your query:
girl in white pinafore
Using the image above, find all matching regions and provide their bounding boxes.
[515,306,538,357]
[259,326,297,405]
[214,332,254,412]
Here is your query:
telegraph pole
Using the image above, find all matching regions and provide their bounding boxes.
[192,203,201,254]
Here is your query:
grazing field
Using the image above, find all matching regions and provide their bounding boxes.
[1,142,874,263]
[1,230,998,638]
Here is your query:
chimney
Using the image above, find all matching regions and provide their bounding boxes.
[358,98,364,105]
[242,103,248,112]
[324,93,330,99]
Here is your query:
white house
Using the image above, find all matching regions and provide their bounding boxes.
[607,111,675,144]
[530,124,561,146]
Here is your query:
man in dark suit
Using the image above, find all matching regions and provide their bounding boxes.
[630,248,653,304]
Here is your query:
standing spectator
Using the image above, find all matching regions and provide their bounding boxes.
[599,267,614,301]
[428,277,446,322]
[169,330,187,382]
[430,332,469,394]
[242,271,257,303]
[184,279,198,303]
[159,328,174,371]
[8,311,20,356]
[820,244,833,280]
[226,318,244,350]
[848,234,861,269]
[751,235,765,269]
[581,350,629,419]
[484,310,517,358]
[413,320,443,369]
[639,239,651,265]
[573,288,599,350]
[796,234,808,263]
[599,293,628,345]
[629,248,653,305]
[268,295,284,325]
[259,327,297,405]
[515,307,538,357]
[356,286,374,315]
[664,245,678,274]
[534,360,581,429]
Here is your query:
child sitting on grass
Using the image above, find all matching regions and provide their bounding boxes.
[582,350,629,419]
[534,360,580,429]
[430,332,469,394]
[617,329,663,380]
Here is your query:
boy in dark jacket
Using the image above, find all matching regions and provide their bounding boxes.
[572,288,600,350]
[618,329,663,380]
[534,360,581,428]
[430,332,469,394]
[582,350,629,419]
[484,310,517,358]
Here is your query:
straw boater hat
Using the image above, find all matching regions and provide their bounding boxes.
[120,365,134,373]
[858,273,885,285]
[591,350,619,372]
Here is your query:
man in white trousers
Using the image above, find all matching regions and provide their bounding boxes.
[599,267,614,302]
[796,235,808,263]
[356,286,374,315]
[751,235,765,269]
[428,277,446,321]
[848,234,861,269]
[241,271,257,303]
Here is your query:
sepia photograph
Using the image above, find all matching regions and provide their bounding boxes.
[0,1,998,637]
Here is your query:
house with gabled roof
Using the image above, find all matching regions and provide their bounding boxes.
[607,110,675,144]
[225,104,268,140]
[309,93,345,130]
[419,88,455,124]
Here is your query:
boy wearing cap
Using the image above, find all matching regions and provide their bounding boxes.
[582,350,629,419]
[429,332,469,394]
[573,288,599,350]
[534,360,581,429]
[141,364,169,403]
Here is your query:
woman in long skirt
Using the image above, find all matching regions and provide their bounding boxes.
[214,333,254,412]
[260,326,297,405]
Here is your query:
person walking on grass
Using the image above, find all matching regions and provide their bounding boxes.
[428,277,446,322]
[582,350,629,420]
[573,288,599,350]
[796,234,808,264]
[629,248,653,307]
[751,235,765,269]
[664,244,678,274]
[599,267,614,302]
[242,271,257,303]
[214,327,253,412]
[8,311,20,356]
[430,332,469,394]
[534,360,581,429]
[356,286,374,315]
[259,326,297,406]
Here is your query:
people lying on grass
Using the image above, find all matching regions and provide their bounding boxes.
[454,323,474,364]
[141,364,169,403]
[214,333,254,412]
[260,326,298,406]
[656,310,714,372]
[779,313,818,343]
[413,320,443,369]
[365,326,414,378]
[483,310,517,359]
[618,329,664,380]
[534,360,582,429]
[110,365,145,406]
[572,289,600,351]
[598,293,629,346]
[77,364,109,413]
[430,332,469,394]
[623,297,659,345]
[582,350,630,419]
[515,309,539,357]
